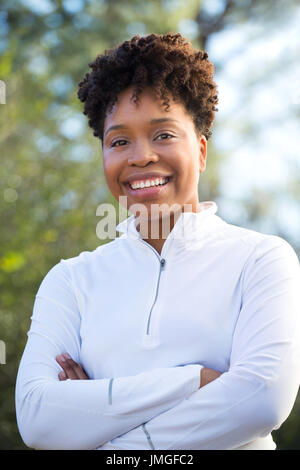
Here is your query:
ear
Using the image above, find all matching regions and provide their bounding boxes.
[198,134,207,173]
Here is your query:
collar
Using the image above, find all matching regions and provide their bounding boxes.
[115,201,221,249]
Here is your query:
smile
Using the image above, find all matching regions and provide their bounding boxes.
[125,176,172,199]
[129,176,170,190]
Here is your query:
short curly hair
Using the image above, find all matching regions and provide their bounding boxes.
[77,32,218,142]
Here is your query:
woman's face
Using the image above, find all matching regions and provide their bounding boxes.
[102,85,207,218]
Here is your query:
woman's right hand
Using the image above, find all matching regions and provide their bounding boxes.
[200,367,223,388]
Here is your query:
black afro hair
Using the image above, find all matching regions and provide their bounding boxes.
[78,32,218,142]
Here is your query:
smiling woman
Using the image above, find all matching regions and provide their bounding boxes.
[100,85,209,253]
[15,33,300,451]
[77,33,217,252]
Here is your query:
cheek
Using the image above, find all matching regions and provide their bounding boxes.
[172,151,198,178]
[103,154,118,178]
[102,158,120,193]
[175,154,199,191]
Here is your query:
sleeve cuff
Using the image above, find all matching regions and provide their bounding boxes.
[183,363,203,393]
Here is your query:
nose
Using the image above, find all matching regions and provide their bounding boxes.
[127,139,159,166]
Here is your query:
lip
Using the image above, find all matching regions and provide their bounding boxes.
[122,172,172,185]
[124,176,172,201]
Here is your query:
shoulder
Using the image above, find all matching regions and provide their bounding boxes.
[61,236,128,280]
[234,230,300,291]
[37,237,125,295]
[217,218,299,261]
[212,219,300,288]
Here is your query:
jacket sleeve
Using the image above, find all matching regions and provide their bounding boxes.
[99,236,300,450]
[15,260,202,450]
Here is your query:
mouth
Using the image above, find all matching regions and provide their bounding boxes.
[124,176,172,200]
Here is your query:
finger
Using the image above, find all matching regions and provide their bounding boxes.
[63,355,89,380]
[56,354,78,380]
[56,354,89,380]
[58,371,67,381]
[56,355,71,377]
[77,364,89,380]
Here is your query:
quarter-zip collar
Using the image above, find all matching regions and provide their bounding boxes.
[115,201,224,258]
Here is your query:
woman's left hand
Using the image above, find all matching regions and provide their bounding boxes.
[56,353,90,380]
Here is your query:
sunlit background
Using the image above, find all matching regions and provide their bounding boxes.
[1,0,299,449]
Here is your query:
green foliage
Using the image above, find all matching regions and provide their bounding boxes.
[0,0,299,450]
[0,0,206,450]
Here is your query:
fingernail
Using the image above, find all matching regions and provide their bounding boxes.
[60,355,66,362]
[61,371,66,378]
[64,353,71,360]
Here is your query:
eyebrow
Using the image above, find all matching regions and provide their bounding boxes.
[104,118,180,137]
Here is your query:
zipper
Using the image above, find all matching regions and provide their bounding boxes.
[138,239,166,339]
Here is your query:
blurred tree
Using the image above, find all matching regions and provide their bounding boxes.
[0,0,299,449]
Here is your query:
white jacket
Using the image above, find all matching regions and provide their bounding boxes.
[15,201,300,450]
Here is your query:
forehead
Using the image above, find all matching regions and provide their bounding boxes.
[104,86,189,125]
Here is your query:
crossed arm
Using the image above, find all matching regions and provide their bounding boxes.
[55,355,223,449]
[16,236,300,450]
[56,354,221,389]
[15,261,206,450]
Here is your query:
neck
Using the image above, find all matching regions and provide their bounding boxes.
[136,213,175,255]
[136,203,200,255]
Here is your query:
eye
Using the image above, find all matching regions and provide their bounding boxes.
[111,139,127,148]
[156,133,175,141]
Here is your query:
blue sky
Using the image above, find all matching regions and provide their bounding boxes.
[204,4,300,241]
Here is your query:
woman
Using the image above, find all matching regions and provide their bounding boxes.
[15,33,300,450]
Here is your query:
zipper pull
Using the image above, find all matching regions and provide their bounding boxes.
[160,258,166,269]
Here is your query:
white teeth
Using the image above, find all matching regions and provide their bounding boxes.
[130,177,169,190]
